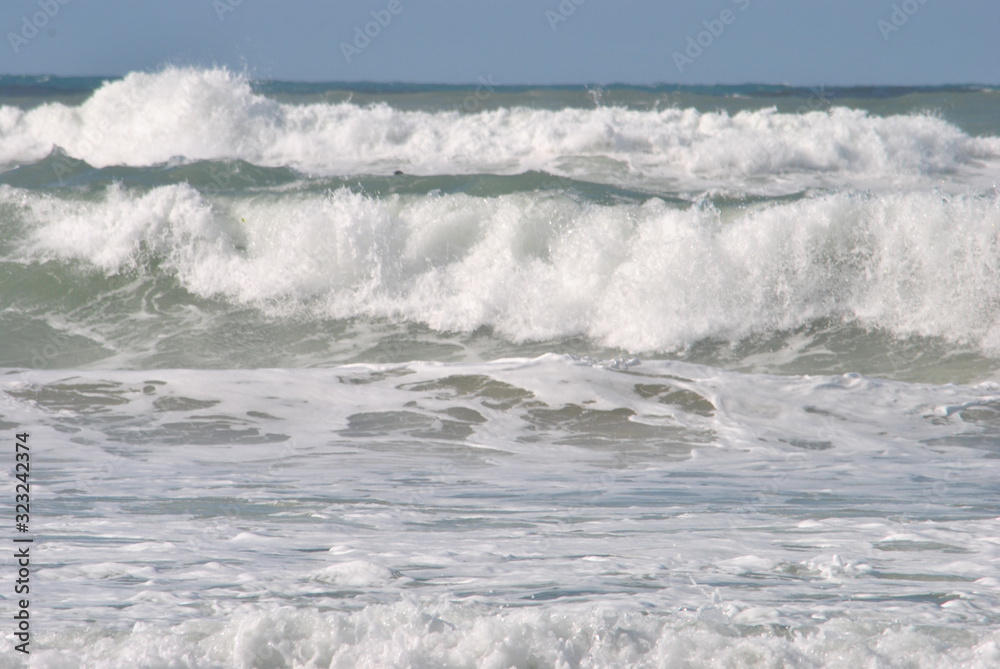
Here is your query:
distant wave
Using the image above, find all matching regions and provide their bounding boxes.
[1,67,998,192]
[1,72,994,99]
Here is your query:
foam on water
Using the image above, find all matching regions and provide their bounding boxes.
[3,69,1000,667]
[2,357,999,668]
[5,182,1000,357]
[17,601,1000,669]
[1,67,998,192]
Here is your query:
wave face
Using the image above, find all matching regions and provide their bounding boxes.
[2,67,999,375]
[4,183,1000,361]
[2,68,1000,669]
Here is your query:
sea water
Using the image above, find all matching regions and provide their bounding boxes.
[0,67,999,668]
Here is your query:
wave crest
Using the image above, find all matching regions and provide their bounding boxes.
[7,183,1000,354]
[1,67,997,192]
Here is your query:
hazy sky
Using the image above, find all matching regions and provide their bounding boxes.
[2,0,998,85]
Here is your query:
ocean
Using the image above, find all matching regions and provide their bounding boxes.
[1,67,999,668]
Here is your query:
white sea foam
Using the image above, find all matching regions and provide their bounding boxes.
[5,69,1000,669]
[20,600,1000,669]
[3,360,999,667]
[1,67,998,192]
[7,182,1000,355]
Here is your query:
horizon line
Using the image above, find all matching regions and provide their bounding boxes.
[1,71,997,91]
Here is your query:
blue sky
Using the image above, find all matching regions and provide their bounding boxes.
[2,0,998,85]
